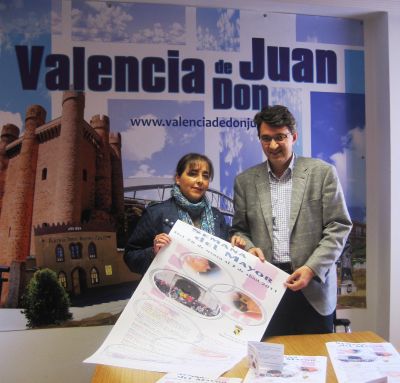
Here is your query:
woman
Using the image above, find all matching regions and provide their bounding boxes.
[124,153,245,275]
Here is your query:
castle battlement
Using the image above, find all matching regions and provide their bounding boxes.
[62,90,85,107]
[34,221,115,235]
[90,114,110,133]
[25,105,46,125]
[1,124,20,143]
[109,132,121,146]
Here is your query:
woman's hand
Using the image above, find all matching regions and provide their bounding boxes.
[153,233,172,255]
[230,235,246,249]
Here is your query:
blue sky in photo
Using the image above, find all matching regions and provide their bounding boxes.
[270,87,303,156]
[345,50,365,94]
[296,15,364,46]
[108,99,205,180]
[0,0,52,131]
[71,1,185,44]
[220,122,262,199]
[196,8,240,51]
[311,92,366,222]
[220,87,304,199]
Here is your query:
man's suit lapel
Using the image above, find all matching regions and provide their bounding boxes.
[290,158,309,234]
[255,163,274,241]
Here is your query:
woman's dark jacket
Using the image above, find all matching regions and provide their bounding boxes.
[124,198,230,275]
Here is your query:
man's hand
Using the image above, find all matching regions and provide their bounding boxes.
[285,265,315,291]
[230,235,246,249]
[248,247,265,262]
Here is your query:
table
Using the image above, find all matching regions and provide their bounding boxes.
[91,331,385,382]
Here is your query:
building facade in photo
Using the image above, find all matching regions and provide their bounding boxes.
[0,90,134,307]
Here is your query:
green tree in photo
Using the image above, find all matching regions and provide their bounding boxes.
[21,268,72,328]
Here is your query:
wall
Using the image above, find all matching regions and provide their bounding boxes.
[388,12,400,349]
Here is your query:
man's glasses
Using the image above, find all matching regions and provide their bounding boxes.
[259,133,291,143]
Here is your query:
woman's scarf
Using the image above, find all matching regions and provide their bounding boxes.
[171,184,215,235]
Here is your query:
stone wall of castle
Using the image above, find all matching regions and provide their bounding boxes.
[0,91,131,307]
[29,121,99,256]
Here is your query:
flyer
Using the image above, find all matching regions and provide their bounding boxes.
[156,373,242,383]
[85,220,288,377]
[326,342,400,383]
[243,355,327,383]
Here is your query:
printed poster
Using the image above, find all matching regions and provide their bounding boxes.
[85,220,288,377]
[0,1,366,323]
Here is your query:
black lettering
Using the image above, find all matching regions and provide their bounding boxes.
[15,45,44,90]
[316,50,337,84]
[267,46,290,81]
[292,48,313,83]
[234,84,250,110]
[182,58,204,93]
[142,57,165,92]
[88,55,112,91]
[239,38,265,80]
[73,47,85,90]
[213,78,232,109]
[45,54,69,90]
[168,50,179,92]
[115,56,139,92]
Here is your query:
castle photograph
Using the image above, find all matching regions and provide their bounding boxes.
[0,90,136,308]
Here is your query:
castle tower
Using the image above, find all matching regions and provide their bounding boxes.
[0,124,20,214]
[53,91,84,225]
[109,132,125,244]
[91,115,112,217]
[5,105,45,307]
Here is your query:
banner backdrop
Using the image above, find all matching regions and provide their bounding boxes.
[0,0,366,313]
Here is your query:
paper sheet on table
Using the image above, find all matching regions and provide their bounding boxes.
[156,372,242,383]
[84,220,288,377]
[243,355,327,383]
[326,341,400,383]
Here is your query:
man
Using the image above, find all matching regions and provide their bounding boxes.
[230,105,352,336]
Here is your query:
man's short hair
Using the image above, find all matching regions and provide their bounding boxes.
[254,105,297,136]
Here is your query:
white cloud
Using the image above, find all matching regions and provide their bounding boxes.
[0,11,50,51]
[0,111,23,133]
[221,126,244,170]
[131,22,185,44]
[162,114,201,145]
[130,164,156,177]
[72,2,133,42]
[169,22,185,44]
[197,9,240,51]
[216,10,239,50]
[121,114,166,161]
[197,26,218,50]
[330,126,366,207]
[51,10,62,35]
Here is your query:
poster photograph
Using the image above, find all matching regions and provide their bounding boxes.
[0,0,365,324]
